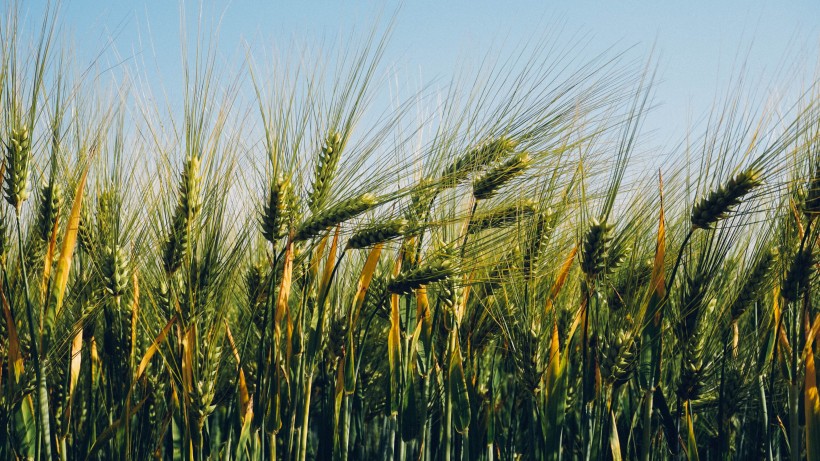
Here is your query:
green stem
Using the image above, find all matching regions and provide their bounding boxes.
[639,389,653,461]
[17,213,52,461]
[340,396,350,461]
[443,329,457,461]
[758,375,773,461]
[665,228,694,299]
[299,375,313,461]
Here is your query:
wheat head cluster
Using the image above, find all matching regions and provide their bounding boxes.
[1,6,820,461]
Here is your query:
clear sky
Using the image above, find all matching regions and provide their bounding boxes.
[16,0,820,147]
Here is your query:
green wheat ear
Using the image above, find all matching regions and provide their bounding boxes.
[294,193,377,242]
[261,174,293,244]
[691,168,762,229]
[473,152,531,200]
[781,247,813,303]
[600,324,637,387]
[102,244,129,296]
[730,249,775,320]
[348,218,408,249]
[163,155,201,273]
[77,204,94,254]
[309,130,343,212]
[443,136,518,183]
[467,200,536,234]
[4,126,32,213]
[805,155,820,217]
[36,182,62,241]
[580,217,614,278]
[387,259,454,294]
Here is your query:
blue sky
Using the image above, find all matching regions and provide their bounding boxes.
[18,1,820,146]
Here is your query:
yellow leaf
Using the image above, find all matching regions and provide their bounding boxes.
[182,325,196,395]
[351,243,383,325]
[685,401,699,461]
[545,321,561,392]
[68,325,83,398]
[310,233,329,279]
[275,241,294,328]
[224,320,252,423]
[63,324,83,432]
[129,272,139,372]
[609,409,622,461]
[321,225,340,292]
[805,312,820,460]
[334,358,345,424]
[387,253,403,414]
[52,163,90,317]
[1,284,23,381]
[545,245,577,314]
[40,214,60,302]
[135,315,176,380]
[449,335,470,433]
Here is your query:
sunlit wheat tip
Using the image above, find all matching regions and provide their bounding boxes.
[180,155,202,221]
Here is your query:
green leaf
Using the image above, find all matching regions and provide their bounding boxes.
[449,342,470,433]
[401,370,426,441]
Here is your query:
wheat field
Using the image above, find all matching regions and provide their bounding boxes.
[1,6,820,461]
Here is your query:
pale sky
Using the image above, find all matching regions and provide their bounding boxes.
[18,1,820,147]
